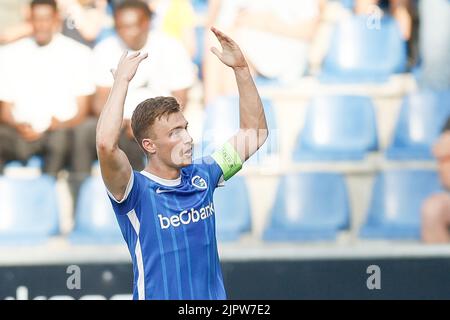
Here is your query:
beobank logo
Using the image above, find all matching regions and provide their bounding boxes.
[158,202,215,229]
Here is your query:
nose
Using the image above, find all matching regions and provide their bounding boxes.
[183,130,193,146]
[186,133,193,146]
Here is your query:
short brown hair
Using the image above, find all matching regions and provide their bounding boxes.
[31,0,57,11]
[114,0,153,20]
[131,96,181,150]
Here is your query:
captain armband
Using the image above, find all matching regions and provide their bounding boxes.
[211,142,243,181]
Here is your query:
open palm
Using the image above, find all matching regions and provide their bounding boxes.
[210,27,247,69]
[111,51,148,82]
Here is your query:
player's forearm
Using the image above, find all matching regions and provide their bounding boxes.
[96,78,129,151]
[234,66,268,139]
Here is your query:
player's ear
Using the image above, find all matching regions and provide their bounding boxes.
[142,138,156,154]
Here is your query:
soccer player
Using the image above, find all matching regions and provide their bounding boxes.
[96,27,268,300]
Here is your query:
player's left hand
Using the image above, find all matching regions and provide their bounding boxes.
[210,27,248,69]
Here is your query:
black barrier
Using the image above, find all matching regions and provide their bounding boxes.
[1,257,450,300]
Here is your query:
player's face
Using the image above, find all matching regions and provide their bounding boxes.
[152,112,193,168]
[30,4,59,46]
[115,8,150,51]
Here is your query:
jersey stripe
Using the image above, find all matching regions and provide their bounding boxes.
[173,196,195,299]
[149,190,169,299]
[197,187,213,299]
[126,209,145,300]
[208,211,218,299]
[163,195,183,299]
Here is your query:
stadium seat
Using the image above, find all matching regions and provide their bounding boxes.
[263,172,350,241]
[293,95,378,161]
[359,169,442,240]
[69,176,123,244]
[386,90,450,160]
[191,0,208,14]
[4,155,43,170]
[193,25,204,78]
[213,176,251,241]
[199,95,278,165]
[0,175,59,245]
[320,15,407,83]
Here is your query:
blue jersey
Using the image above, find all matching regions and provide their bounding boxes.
[107,156,227,300]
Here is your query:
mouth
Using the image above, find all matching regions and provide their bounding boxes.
[183,147,193,157]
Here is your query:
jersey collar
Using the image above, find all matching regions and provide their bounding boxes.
[140,170,181,187]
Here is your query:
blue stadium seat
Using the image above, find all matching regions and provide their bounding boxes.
[360,169,442,240]
[69,176,123,244]
[263,173,350,241]
[293,95,378,161]
[0,175,59,245]
[340,0,390,10]
[320,15,407,83]
[4,155,43,169]
[191,0,208,14]
[199,95,278,165]
[213,176,251,241]
[386,90,450,160]
[193,25,205,78]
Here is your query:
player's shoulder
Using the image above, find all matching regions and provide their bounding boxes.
[133,170,152,185]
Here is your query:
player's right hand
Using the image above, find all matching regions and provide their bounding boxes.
[110,50,149,82]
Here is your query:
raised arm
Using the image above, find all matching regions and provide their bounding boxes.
[96,51,148,201]
[210,27,268,162]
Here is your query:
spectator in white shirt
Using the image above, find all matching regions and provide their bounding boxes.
[202,0,323,105]
[0,0,95,177]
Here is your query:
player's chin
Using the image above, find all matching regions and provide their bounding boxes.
[174,154,193,167]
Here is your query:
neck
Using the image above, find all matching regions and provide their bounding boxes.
[144,158,180,180]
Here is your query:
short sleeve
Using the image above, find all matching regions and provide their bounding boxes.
[163,38,195,91]
[195,156,225,190]
[107,171,143,215]
[0,46,13,102]
[73,46,96,96]
[93,41,115,88]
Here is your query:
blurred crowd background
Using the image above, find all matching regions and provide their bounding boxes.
[0,0,449,248]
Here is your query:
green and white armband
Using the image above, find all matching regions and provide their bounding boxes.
[211,142,243,181]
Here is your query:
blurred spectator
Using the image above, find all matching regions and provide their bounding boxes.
[147,0,197,58]
[202,0,324,105]
[421,118,450,243]
[0,0,112,48]
[345,0,418,66]
[59,0,112,48]
[417,0,450,90]
[353,0,413,40]
[69,0,195,204]
[0,0,32,45]
[0,0,94,177]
